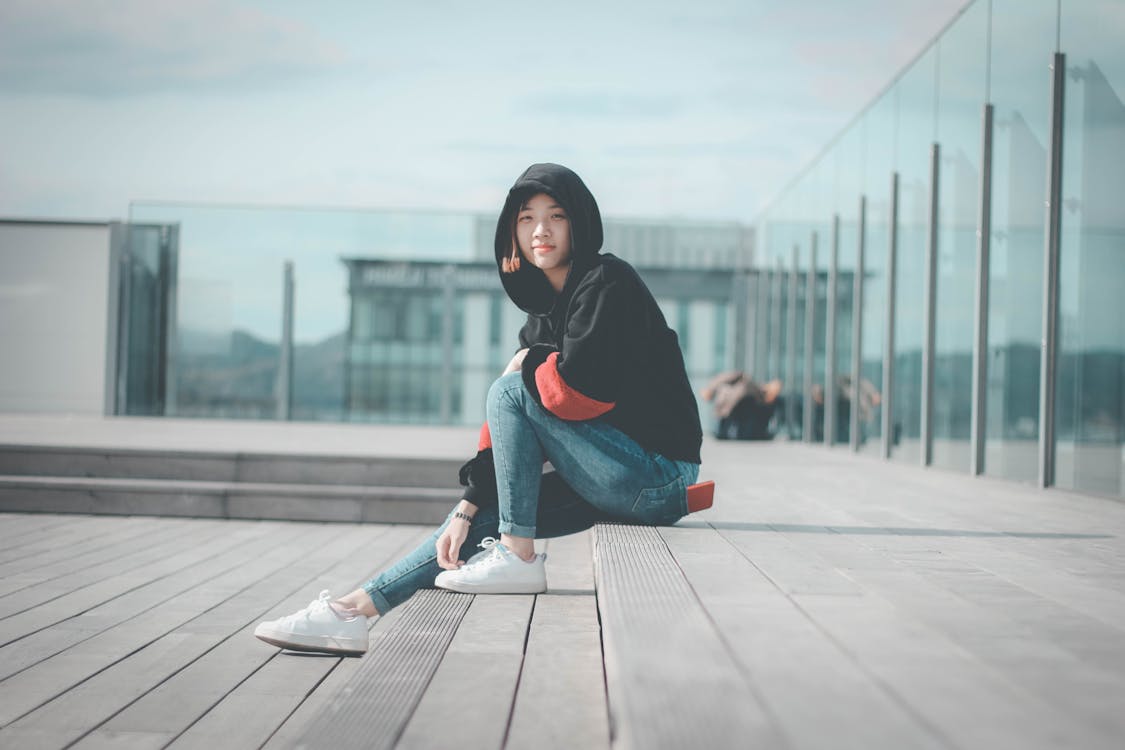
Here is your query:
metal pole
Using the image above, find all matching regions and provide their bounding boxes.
[771,258,784,382]
[276,261,295,421]
[162,226,180,417]
[104,223,125,416]
[850,195,867,452]
[786,245,800,437]
[882,172,899,460]
[803,232,818,443]
[343,263,355,421]
[825,217,840,446]
[116,240,133,415]
[737,270,753,375]
[440,266,456,423]
[754,271,769,380]
[1039,52,1066,489]
[971,104,994,476]
[920,143,940,467]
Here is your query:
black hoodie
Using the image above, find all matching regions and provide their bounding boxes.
[459,163,703,507]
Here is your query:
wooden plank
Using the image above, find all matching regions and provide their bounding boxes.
[662,524,948,750]
[395,594,533,750]
[258,603,413,750]
[791,591,1119,749]
[505,594,609,750]
[593,523,785,749]
[0,518,261,648]
[6,522,404,750]
[0,520,313,726]
[0,521,221,638]
[0,517,191,602]
[0,522,349,747]
[284,589,474,750]
[0,515,167,575]
[543,529,594,593]
[710,493,1123,750]
[73,525,428,750]
[0,513,85,543]
[0,515,129,564]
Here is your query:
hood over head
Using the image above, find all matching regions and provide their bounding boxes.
[494,163,603,316]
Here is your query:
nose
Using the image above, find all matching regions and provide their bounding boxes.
[533,221,551,239]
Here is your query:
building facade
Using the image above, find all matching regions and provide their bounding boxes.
[341,256,752,427]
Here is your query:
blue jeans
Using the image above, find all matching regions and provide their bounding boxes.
[362,372,699,614]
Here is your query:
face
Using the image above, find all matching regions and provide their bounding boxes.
[515,192,572,278]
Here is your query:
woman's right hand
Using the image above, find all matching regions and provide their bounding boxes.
[436,516,471,570]
[502,348,529,376]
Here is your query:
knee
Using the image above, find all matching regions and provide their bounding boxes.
[486,371,527,414]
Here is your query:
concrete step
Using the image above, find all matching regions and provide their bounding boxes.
[0,444,464,488]
[0,475,454,525]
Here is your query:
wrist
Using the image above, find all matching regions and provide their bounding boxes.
[456,499,478,516]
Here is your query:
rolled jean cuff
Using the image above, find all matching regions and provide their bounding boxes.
[498,520,536,538]
[362,583,392,616]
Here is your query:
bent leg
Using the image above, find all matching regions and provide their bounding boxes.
[361,473,611,614]
[486,371,699,532]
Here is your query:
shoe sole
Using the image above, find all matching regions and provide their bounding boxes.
[433,580,546,595]
[254,627,366,656]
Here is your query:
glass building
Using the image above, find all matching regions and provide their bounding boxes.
[754,0,1125,499]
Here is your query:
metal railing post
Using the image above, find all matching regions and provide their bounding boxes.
[803,232,818,442]
[971,104,994,476]
[921,143,940,467]
[1039,52,1066,489]
[825,217,840,446]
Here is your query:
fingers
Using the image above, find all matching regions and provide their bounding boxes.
[436,535,453,570]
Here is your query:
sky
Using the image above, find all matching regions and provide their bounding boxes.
[0,0,969,225]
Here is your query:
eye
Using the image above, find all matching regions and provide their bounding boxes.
[552,213,568,220]
[518,215,532,222]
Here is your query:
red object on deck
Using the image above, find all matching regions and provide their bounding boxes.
[687,480,715,513]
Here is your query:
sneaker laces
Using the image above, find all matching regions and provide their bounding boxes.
[280,590,332,624]
[462,537,507,570]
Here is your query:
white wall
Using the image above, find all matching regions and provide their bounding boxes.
[0,222,112,414]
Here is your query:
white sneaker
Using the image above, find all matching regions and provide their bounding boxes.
[434,538,547,594]
[253,591,368,656]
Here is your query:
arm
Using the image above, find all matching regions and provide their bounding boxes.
[520,282,627,421]
[443,341,530,566]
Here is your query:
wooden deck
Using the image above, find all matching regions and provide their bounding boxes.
[0,441,1123,749]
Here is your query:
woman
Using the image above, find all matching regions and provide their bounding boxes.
[254,163,704,656]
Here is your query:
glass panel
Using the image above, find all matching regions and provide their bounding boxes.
[932,0,988,471]
[860,90,897,454]
[985,0,1054,482]
[1057,1,1125,497]
[120,224,176,416]
[891,46,938,463]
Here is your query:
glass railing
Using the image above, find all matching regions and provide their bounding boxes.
[753,0,1125,498]
[126,201,751,427]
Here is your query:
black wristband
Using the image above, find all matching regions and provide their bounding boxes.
[453,510,473,523]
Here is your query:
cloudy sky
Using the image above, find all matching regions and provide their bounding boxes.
[0,0,967,224]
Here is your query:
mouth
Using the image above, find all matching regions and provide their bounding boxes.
[533,245,555,253]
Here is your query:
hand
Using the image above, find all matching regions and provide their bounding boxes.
[502,348,529,376]
[436,517,471,570]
